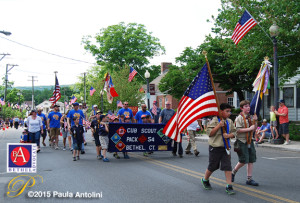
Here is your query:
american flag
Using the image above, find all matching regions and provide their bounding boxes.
[70,96,77,104]
[117,100,123,108]
[65,101,69,109]
[163,63,219,142]
[0,98,5,106]
[128,67,137,82]
[83,119,91,129]
[90,86,96,96]
[152,103,157,116]
[49,76,61,104]
[231,10,257,45]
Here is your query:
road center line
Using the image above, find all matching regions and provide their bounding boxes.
[131,154,299,203]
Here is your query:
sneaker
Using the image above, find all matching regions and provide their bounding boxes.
[63,147,66,151]
[194,150,200,156]
[114,153,120,159]
[226,185,235,195]
[185,151,193,155]
[179,154,183,158]
[103,158,110,162]
[77,156,80,160]
[246,179,259,186]
[124,154,130,159]
[143,152,148,157]
[97,155,102,160]
[73,157,76,161]
[81,150,85,154]
[84,142,87,146]
[283,141,289,145]
[172,152,177,156]
[55,146,59,150]
[69,148,73,151]
[37,149,41,153]
[231,173,235,183]
[201,178,212,190]
[288,140,291,144]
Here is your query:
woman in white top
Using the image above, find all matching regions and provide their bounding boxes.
[26,109,43,153]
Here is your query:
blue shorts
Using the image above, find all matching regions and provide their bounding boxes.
[279,122,289,134]
[260,132,271,138]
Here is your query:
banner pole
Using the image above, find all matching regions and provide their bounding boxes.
[202,51,230,155]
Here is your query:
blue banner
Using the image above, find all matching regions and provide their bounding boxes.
[108,123,173,152]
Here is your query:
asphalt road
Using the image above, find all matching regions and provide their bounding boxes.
[1,128,299,203]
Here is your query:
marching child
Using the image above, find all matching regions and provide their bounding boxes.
[20,129,30,143]
[232,100,258,186]
[70,117,84,161]
[99,115,110,162]
[201,103,236,195]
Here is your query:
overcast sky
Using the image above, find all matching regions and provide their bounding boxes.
[0,0,221,87]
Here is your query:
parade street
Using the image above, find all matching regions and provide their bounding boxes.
[1,128,299,203]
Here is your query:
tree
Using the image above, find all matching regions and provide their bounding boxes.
[160,0,300,101]
[82,22,165,73]
[75,65,144,113]
[210,0,299,84]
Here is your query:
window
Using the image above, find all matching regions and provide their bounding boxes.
[246,92,255,102]
[159,98,162,108]
[165,97,168,103]
[283,87,294,107]
[227,97,233,106]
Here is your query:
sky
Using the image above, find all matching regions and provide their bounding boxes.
[0,0,221,87]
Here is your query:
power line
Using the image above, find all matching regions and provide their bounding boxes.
[0,36,97,65]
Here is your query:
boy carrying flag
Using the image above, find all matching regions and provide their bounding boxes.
[232,100,258,186]
[201,103,236,195]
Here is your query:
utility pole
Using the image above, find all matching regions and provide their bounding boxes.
[28,76,38,109]
[83,72,86,103]
[4,64,18,102]
[0,53,10,61]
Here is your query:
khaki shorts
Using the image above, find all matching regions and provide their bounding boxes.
[99,136,109,149]
[236,140,256,164]
[50,128,60,139]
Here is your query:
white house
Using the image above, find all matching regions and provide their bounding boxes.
[36,101,65,115]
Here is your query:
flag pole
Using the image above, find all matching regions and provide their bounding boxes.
[244,8,273,43]
[202,51,230,155]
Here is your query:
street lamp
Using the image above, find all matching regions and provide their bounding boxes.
[0,30,11,36]
[17,92,22,105]
[269,22,280,108]
[144,70,151,109]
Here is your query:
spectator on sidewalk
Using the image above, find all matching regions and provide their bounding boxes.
[275,100,291,145]
[270,106,279,139]
[255,119,272,144]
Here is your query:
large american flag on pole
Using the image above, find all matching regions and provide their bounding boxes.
[49,76,61,104]
[163,63,219,142]
[231,10,257,45]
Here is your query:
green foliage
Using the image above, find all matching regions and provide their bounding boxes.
[0,106,26,119]
[75,65,144,113]
[82,22,165,73]
[160,0,299,101]
[211,0,299,83]
[289,122,300,141]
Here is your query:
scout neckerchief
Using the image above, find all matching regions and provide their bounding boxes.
[217,117,231,152]
[241,112,252,148]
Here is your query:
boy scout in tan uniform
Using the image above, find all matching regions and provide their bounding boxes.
[232,100,259,186]
[201,103,236,195]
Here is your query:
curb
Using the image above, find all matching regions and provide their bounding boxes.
[183,136,300,153]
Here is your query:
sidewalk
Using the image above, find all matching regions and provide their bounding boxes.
[183,134,300,153]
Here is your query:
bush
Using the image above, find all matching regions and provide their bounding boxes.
[289,122,300,141]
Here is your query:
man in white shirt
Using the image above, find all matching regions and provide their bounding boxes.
[185,119,201,156]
